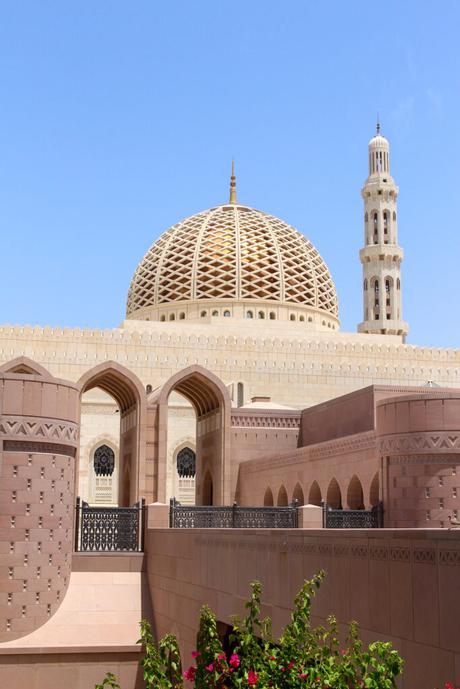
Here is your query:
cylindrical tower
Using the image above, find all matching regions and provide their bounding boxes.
[358,124,408,339]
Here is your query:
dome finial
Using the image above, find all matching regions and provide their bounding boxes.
[229,159,237,204]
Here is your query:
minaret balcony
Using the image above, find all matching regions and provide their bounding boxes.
[360,245,404,262]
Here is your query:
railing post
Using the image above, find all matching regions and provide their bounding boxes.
[140,498,146,551]
[74,497,80,552]
[169,497,175,528]
[232,502,238,528]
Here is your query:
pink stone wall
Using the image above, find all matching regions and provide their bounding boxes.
[377,392,460,527]
[145,527,460,689]
[0,370,79,641]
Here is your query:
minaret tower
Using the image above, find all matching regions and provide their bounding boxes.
[358,123,408,340]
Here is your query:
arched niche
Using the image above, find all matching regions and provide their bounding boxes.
[0,356,51,377]
[292,482,304,505]
[308,480,322,506]
[263,487,274,506]
[347,474,364,510]
[277,485,288,506]
[77,362,146,507]
[326,478,342,509]
[155,365,232,506]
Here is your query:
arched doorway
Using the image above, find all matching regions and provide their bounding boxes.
[77,362,146,507]
[292,482,304,505]
[174,445,196,505]
[326,478,342,509]
[347,475,364,510]
[155,365,231,506]
[369,472,380,507]
[277,485,288,506]
[308,480,322,506]
[263,487,274,506]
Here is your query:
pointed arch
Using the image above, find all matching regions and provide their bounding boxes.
[77,360,145,413]
[369,472,380,507]
[308,481,322,506]
[277,485,288,506]
[347,475,364,510]
[155,365,232,506]
[263,487,274,506]
[77,361,146,506]
[292,482,304,506]
[326,478,342,509]
[0,356,51,377]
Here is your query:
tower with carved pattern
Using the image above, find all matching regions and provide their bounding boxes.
[358,124,408,339]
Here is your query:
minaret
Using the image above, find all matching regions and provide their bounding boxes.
[358,123,408,340]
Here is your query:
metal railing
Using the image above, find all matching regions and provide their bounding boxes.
[75,497,146,552]
[323,501,383,528]
[169,498,298,529]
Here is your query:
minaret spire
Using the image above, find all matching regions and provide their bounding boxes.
[229,160,237,204]
[358,126,409,341]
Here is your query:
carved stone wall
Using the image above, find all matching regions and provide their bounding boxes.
[0,370,79,641]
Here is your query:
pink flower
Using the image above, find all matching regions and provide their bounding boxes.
[183,666,197,681]
[191,650,201,659]
[248,670,258,686]
[230,653,240,668]
[299,673,308,679]
[269,655,276,661]
[206,663,214,672]
[288,662,295,669]
[218,653,226,661]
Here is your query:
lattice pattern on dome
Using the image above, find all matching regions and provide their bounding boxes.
[126,204,338,317]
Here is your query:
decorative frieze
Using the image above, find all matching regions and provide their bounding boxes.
[0,416,78,445]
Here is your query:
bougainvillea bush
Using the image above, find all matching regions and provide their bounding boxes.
[96,570,403,689]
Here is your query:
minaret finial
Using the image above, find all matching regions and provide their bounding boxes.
[229,159,237,204]
[376,116,381,135]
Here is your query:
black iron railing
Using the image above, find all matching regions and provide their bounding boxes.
[323,502,383,528]
[169,498,298,529]
[75,497,146,552]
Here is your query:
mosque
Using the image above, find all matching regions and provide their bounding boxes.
[0,127,460,688]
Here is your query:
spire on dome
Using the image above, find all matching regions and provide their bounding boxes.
[376,118,381,135]
[229,160,237,204]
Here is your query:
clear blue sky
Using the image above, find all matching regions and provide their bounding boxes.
[1,1,459,348]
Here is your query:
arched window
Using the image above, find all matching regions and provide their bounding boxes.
[177,447,196,478]
[397,278,400,290]
[290,314,296,321]
[364,212,368,223]
[326,478,342,509]
[200,311,207,318]
[237,382,244,407]
[223,310,231,317]
[146,384,153,395]
[160,315,166,322]
[393,211,396,221]
[169,313,175,321]
[299,315,305,322]
[179,312,185,320]
[94,445,115,477]
[269,312,276,320]
[212,310,219,316]
[308,316,313,323]
[258,311,265,319]
[373,211,378,243]
[246,311,253,319]
[383,211,388,232]
[369,472,380,507]
[364,279,368,291]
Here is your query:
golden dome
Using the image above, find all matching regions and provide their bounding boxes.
[126,203,339,326]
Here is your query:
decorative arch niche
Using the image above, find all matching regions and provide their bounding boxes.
[77,362,146,507]
[154,365,232,506]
